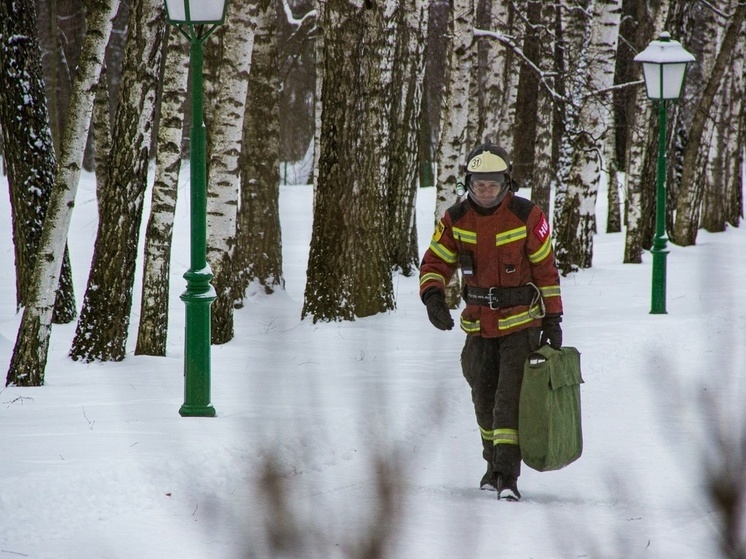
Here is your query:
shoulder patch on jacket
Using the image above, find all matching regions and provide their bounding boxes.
[432,219,446,242]
[446,199,470,223]
[508,196,535,223]
[534,214,550,242]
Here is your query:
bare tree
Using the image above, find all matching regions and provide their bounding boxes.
[672,3,746,246]
[553,0,621,274]
[302,0,396,322]
[206,0,258,344]
[6,0,120,385]
[622,0,668,264]
[0,0,76,323]
[434,0,473,305]
[510,0,543,190]
[386,0,430,276]
[135,27,189,356]
[70,0,165,362]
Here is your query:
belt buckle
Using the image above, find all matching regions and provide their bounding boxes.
[488,287,501,310]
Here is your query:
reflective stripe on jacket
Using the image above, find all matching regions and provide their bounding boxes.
[419,192,563,337]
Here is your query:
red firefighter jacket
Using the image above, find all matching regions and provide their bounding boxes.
[420,192,563,338]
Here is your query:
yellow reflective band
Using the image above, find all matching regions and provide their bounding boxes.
[460,317,481,333]
[496,226,527,247]
[479,426,495,441]
[419,272,446,288]
[453,227,477,245]
[497,305,543,330]
[429,240,458,264]
[540,285,561,298]
[493,428,519,446]
[529,236,552,263]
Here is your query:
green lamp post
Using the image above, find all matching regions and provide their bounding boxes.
[634,32,695,315]
[164,0,229,416]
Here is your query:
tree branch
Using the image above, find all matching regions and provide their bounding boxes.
[474,27,568,103]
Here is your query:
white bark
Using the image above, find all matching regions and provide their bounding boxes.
[135,27,189,356]
[6,0,120,385]
[206,0,257,343]
[435,0,474,221]
[553,0,621,272]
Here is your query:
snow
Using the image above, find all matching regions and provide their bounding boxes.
[1,169,744,558]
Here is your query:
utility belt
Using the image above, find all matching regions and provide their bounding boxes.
[464,283,543,312]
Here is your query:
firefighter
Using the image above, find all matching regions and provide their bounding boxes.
[419,143,563,501]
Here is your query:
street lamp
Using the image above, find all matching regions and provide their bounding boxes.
[164,0,229,416]
[634,32,695,315]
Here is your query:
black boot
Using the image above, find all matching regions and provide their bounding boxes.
[480,465,497,491]
[479,437,496,490]
[496,475,521,501]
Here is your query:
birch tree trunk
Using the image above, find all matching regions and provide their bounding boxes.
[488,0,518,144]
[553,0,621,274]
[233,0,283,303]
[206,0,258,344]
[386,0,429,276]
[671,3,746,246]
[532,1,564,213]
[701,15,744,232]
[6,0,119,385]
[302,0,396,322]
[69,0,165,363]
[0,0,76,323]
[93,62,112,204]
[135,27,189,356]
[435,0,474,305]
[623,0,668,264]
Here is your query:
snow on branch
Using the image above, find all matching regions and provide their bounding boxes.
[474,27,644,105]
[473,27,567,103]
[697,0,745,18]
[282,0,315,27]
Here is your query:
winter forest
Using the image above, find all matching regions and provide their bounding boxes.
[0,0,743,389]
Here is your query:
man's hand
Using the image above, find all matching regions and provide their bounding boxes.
[423,289,454,331]
[540,313,563,349]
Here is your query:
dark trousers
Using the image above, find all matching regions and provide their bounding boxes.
[461,327,540,479]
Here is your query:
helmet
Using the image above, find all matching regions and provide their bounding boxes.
[463,143,513,208]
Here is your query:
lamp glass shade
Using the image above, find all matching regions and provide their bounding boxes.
[164,0,227,24]
[634,32,695,100]
[641,62,690,100]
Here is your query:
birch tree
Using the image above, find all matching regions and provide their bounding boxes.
[135,27,189,356]
[671,3,746,246]
[0,0,76,323]
[474,0,518,145]
[553,0,621,274]
[233,0,283,304]
[6,0,120,385]
[386,0,429,275]
[531,1,564,213]
[302,0,395,322]
[93,62,112,202]
[70,0,165,363]
[206,0,258,344]
[430,0,475,305]
[622,0,668,264]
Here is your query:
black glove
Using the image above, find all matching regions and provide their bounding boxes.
[422,289,454,331]
[540,313,563,349]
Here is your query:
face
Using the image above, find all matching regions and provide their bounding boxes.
[470,177,506,207]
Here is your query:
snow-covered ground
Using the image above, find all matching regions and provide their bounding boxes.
[0,170,743,558]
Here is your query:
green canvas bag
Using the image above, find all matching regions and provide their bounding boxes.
[519,345,583,472]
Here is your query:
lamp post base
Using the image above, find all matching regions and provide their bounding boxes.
[180,269,217,417]
[650,245,668,315]
[179,403,217,417]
